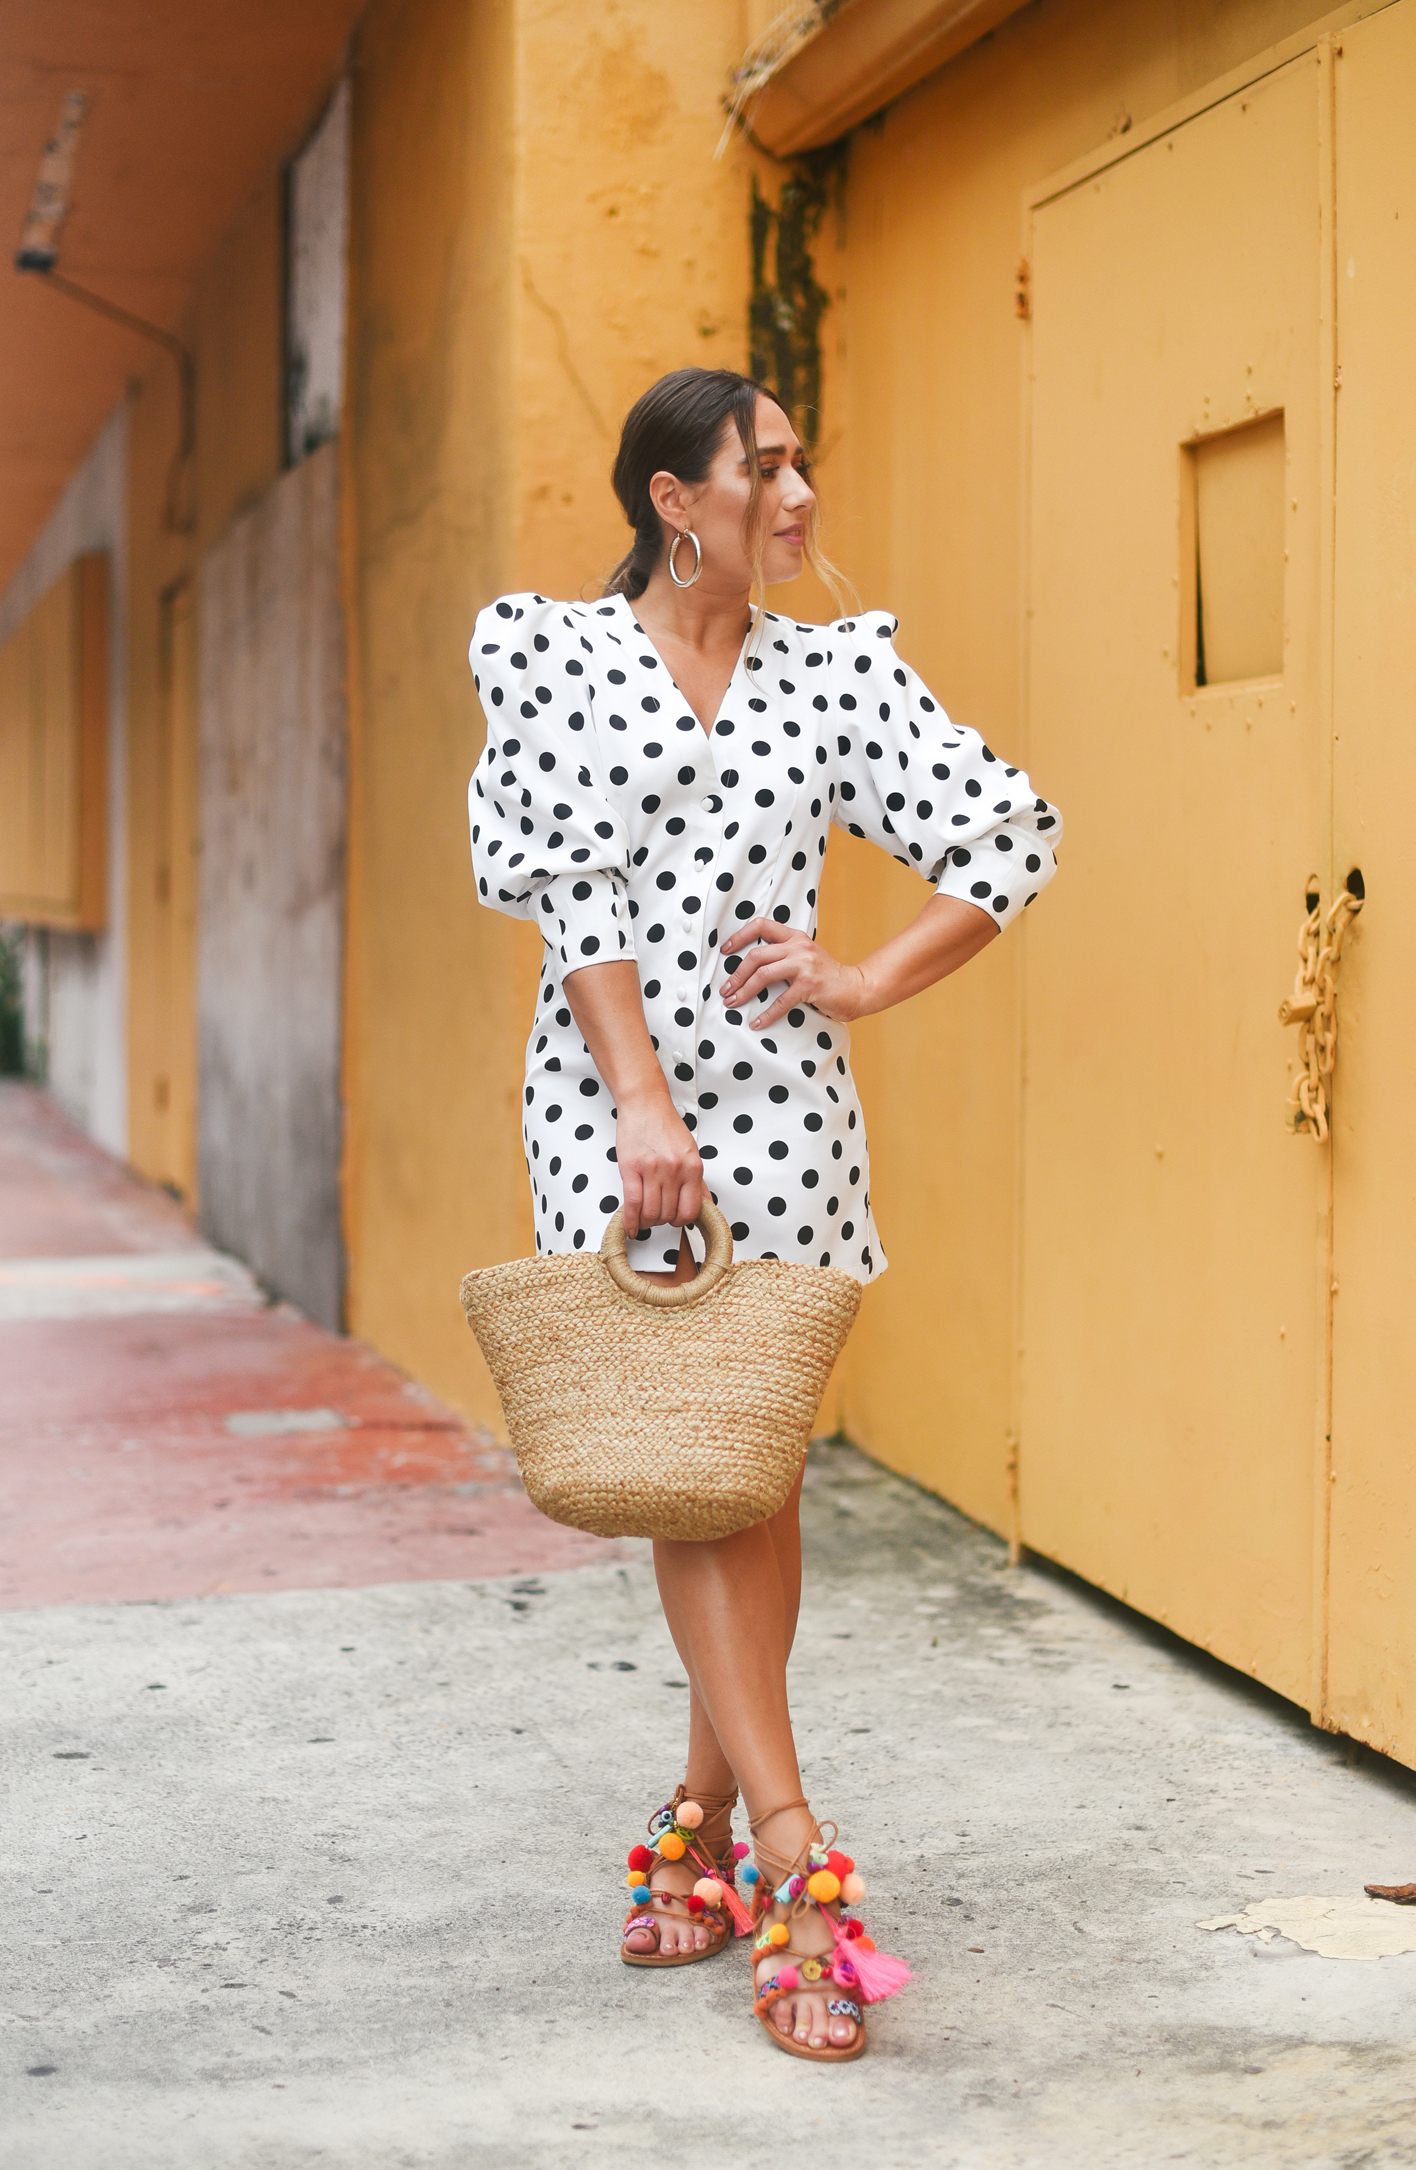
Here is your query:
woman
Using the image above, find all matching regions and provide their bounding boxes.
[468,367,1060,2061]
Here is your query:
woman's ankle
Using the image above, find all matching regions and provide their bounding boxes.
[680,1779,738,1867]
[748,1798,816,1882]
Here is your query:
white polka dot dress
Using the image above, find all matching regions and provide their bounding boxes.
[468,593,1061,1280]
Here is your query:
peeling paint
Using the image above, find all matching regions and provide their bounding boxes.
[1200,1897,1416,1959]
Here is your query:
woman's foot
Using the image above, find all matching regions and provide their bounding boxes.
[746,1802,903,2060]
[623,1853,716,1958]
[621,1786,739,1964]
[753,1897,861,2051]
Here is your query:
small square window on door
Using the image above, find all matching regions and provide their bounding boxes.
[1184,411,1286,687]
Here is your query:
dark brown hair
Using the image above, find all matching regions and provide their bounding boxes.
[603,367,849,611]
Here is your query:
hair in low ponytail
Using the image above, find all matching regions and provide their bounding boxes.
[604,368,771,598]
[603,366,855,616]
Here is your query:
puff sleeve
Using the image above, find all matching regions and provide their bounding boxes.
[831,612,1061,929]
[468,594,635,972]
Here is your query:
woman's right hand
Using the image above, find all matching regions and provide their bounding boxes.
[616,1088,703,1238]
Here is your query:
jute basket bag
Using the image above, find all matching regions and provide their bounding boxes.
[459,1196,861,1542]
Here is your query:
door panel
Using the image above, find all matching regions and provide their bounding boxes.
[1020,59,1328,1702]
[1328,0,1416,1762]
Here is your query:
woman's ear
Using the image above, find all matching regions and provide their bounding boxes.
[648,469,688,528]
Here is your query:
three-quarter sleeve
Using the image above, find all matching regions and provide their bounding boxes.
[831,612,1061,928]
[468,594,635,972]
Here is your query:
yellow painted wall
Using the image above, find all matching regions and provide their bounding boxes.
[342,0,771,1418]
[126,178,285,1197]
[0,554,108,931]
[820,0,1357,1535]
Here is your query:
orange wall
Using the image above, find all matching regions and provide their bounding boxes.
[819,0,1349,1536]
[341,0,771,1418]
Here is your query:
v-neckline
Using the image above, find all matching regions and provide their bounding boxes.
[616,595,755,740]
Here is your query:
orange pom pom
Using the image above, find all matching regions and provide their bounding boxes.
[658,1831,686,1861]
[693,1878,724,1908]
[840,1872,866,1904]
[857,1934,876,1953]
[768,1922,790,1947]
[807,1870,841,1903]
[626,1869,648,1888]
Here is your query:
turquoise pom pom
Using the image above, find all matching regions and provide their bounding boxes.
[739,1862,761,1885]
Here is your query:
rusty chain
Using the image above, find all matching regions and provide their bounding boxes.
[1278,887,1364,1141]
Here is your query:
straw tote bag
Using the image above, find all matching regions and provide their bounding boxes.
[459,1197,861,1542]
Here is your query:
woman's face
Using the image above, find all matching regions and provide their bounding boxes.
[655,396,816,590]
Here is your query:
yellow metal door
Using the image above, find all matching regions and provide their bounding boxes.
[1327,0,1416,1764]
[1020,55,1330,1704]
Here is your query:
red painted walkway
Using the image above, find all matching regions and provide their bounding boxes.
[0,1083,617,1606]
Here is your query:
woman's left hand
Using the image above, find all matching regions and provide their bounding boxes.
[721,919,867,1029]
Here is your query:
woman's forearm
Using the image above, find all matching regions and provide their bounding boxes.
[722,891,998,1029]
[850,892,997,1018]
[562,958,702,1238]
[562,959,673,1110]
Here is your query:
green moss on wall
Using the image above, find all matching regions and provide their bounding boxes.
[748,146,846,446]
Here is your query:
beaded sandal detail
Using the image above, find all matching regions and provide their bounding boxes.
[620,1785,752,1968]
[741,1799,911,2062]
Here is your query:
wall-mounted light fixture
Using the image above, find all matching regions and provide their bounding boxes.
[14,91,196,533]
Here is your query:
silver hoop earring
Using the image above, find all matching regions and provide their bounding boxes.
[667,529,702,588]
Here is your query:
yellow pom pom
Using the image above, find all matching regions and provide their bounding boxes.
[768,1922,790,1947]
[627,1869,648,1888]
[806,1870,841,1903]
[658,1831,686,1861]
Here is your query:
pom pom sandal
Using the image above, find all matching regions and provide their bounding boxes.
[743,1798,912,2062]
[620,1784,753,1967]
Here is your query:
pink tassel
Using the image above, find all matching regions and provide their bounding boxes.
[720,1881,755,1938]
[825,1908,912,2003]
[688,1840,754,1938]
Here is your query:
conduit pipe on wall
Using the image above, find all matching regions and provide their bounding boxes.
[13,91,195,533]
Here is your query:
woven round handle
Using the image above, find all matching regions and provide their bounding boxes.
[600,1194,734,1308]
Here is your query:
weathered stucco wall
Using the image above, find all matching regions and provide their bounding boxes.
[126,177,287,1200]
[342,0,769,1419]
[197,440,347,1328]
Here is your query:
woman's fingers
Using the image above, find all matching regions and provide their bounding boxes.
[671,1172,704,1228]
[620,1159,702,1231]
[752,987,806,1030]
[615,1096,702,1231]
[720,922,791,1001]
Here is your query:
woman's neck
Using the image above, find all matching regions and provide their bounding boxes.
[631,569,753,657]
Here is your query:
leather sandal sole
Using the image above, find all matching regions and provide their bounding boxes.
[621,1922,731,1968]
[755,2011,867,2061]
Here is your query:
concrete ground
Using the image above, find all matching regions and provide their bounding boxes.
[4,1087,1416,2167]
[0,1083,617,1604]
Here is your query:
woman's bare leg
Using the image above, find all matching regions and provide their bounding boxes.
[625,1464,804,1957]
[648,1470,857,2048]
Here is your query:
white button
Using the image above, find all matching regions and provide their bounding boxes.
[700,795,716,811]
